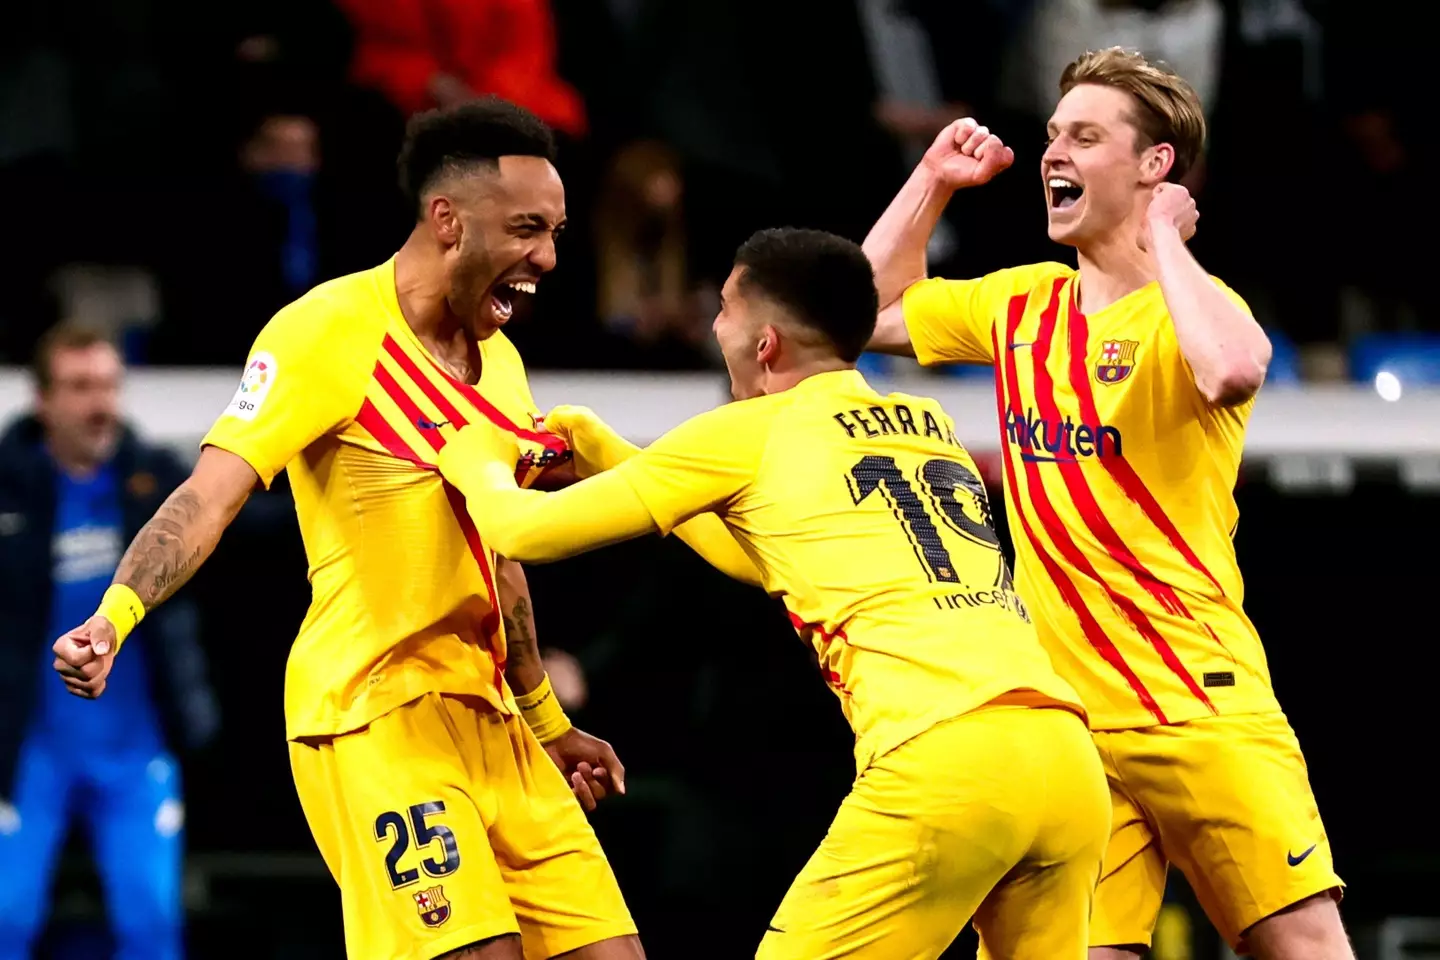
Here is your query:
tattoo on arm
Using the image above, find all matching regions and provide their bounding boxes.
[498,561,547,695]
[115,487,209,608]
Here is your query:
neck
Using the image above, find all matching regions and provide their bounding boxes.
[1073,211,1155,314]
[761,357,853,396]
[47,439,106,479]
[394,230,471,345]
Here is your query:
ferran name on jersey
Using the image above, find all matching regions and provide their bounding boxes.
[414,885,451,927]
[1095,340,1139,385]
[223,350,278,422]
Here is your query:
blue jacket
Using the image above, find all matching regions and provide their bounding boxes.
[0,416,220,797]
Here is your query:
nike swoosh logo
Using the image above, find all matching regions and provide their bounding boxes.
[416,418,450,430]
[1008,342,1033,350]
[1021,454,1077,463]
[765,924,785,934]
[1287,844,1317,867]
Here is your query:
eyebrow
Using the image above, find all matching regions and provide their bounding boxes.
[510,213,566,230]
[1047,120,1105,136]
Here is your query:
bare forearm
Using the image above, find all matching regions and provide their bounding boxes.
[1152,228,1272,406]
[115,482,237,609]
[497,559,545,696]
[862,165,954,355]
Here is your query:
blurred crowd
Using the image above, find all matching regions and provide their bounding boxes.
[0,0,1427,380]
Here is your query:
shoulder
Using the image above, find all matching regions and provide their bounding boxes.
[250,271,389,383]
[482,330,529,377]
[907,261,1073,308]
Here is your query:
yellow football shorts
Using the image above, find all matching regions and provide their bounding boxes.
[757,703,1110,960]
[1091,710,1343,951]
[289,692,636,960]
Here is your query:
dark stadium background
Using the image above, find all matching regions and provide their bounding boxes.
[3,0,1436,957]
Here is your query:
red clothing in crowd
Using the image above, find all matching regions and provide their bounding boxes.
[336,0,586,136]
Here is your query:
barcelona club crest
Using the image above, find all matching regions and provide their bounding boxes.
[1095,340,1139,385]
[414,886,451,928]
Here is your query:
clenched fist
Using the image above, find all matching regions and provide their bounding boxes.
[53,616,118,698]
[921,118,1015,192]
[1139,182,1199,251]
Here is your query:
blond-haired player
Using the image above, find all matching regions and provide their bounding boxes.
[863,48,1352,959]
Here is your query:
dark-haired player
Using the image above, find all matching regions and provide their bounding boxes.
[50,99,645,960]
[436,228,1111,959]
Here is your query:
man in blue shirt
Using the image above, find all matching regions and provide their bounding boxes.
[0,324,218,959]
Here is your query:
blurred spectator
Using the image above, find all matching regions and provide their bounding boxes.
[0,324,218,959]
[1003,0,1225,138]
[333,0,585,136]
[148,111,329,366]
[593,141,715,369]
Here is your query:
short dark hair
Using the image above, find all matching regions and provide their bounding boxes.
[733,228,878,363]
[31,322,115,391]
[397,97,558,217]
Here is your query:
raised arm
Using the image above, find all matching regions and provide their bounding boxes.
[53,446,258,698]
[1144,184,1271,406]
[863,118,1014,356]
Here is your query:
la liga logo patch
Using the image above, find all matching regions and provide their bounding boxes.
[223,351,277,422]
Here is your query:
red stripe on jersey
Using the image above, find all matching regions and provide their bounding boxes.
[444,483,505,687]
[1065,286,1225,595]
[1030,280,1214,713]
[397,336,566,452]
[369,361,504,676]
[383,337,471,429]
[355,398,435,469]
[787,611,850,695]
[996,293,1167,724]
[373,362,443,453]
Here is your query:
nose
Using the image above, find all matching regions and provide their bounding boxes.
[530,235,558,273]
[1042,136,1067,169]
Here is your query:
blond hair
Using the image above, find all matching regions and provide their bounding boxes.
[1060,47,1206,182]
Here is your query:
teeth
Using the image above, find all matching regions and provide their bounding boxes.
[493,297,513,320]
[1048,178,1079,189]
[510,281,537,294]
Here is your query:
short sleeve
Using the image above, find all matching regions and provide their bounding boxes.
[201,299,372,488]
[903,264,1069,367]
[1210,276,1253,317]
[612,401,769,535]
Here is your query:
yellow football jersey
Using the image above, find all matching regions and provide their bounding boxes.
[202,259,566,739]
[611,369,1084,771]
[904,263,1279,730]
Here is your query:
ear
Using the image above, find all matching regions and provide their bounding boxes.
[1140,143,1175,185]
[428,196,461,246]
[756,324,781,366]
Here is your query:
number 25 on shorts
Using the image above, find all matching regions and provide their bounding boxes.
[374,801,462,889]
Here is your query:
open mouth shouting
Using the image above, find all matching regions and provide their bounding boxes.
[488,277,538,324]
[1048,176,1084,213]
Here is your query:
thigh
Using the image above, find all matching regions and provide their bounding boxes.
[975,710,1110,960]
[476,707,637,960]
[85,751,185,946]
[1088,732,1168,951]
[1121,712,1343,950]
[289,694,520,960]
[0,735,73,946]
[759,711,1043,960]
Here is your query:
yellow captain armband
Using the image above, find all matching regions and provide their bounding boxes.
[514,674,572,744]
[95,583,146,653]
